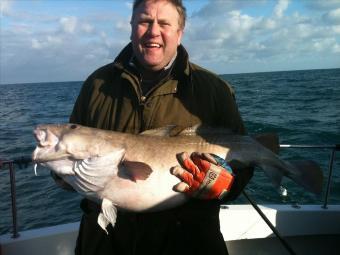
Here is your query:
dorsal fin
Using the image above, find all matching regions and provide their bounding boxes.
[178,125,234,137]
[140,125,178,137]
[176,125,200,136]
[140,125,234,137]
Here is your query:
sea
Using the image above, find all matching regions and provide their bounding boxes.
[0,68,339,235]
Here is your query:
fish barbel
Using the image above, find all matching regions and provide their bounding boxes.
[32,124,323,232]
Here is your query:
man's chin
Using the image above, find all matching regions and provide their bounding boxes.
[141,61,165,72]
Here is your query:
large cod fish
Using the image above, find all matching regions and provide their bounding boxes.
[32,124,323,232]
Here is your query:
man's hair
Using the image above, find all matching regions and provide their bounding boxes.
[131,0,186,29]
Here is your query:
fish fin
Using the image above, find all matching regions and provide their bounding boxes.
[140,125,179,137]
[98,198,117,233]
[287,160,323,195]
[122,161,153,181]
[228,159,249,171]
[97,213,110,234]
[178,125,233,137]
[140,125,234,137]
[74,149,125,186]
[261,165,284,188]
[253,133,280,155]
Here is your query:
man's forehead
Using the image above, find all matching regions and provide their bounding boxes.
[135,0,177,16]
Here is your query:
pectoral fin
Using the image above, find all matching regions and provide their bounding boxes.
[122,161,152,181]
[97,198,117,234]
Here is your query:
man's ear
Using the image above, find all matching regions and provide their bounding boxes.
[177,29,184,46]
[130,18,134,41]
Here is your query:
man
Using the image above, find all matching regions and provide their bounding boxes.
[68,0,253,254]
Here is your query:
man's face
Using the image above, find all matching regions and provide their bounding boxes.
[131,0,183,71]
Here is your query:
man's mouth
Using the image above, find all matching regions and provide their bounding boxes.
[144,43,162,48]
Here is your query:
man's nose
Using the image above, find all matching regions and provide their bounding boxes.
[148,21,161,36]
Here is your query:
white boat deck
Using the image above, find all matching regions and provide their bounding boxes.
[221,204,340,255]
[1,204,340,255]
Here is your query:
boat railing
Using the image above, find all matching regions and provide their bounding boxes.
[279,144,339,209]
[0,144,339,239]
[0,157,31,238]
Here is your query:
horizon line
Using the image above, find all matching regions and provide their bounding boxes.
[1,67,339,86]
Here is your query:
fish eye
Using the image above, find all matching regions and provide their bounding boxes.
[70,124,78,129]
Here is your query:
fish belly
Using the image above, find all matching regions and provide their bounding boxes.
[100,168,188,212]
[100,140,229,212]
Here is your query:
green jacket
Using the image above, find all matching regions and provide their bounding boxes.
[72,43,250,255]
[70,43,245,135]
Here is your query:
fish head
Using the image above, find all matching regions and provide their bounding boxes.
[32,124,125,176]
[32,124,69,163]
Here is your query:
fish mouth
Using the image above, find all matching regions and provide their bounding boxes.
[34,128,57,147]
[32,127,61,163]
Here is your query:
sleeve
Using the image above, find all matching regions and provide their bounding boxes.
[69,76,94,125]
[214,79,254,201]
[215,80,246,135]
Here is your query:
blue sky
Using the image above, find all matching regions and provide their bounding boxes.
[1,0,340,84]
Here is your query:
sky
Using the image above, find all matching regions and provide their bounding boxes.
[1,0,340,84]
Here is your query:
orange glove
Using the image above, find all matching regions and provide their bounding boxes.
[171,152,235,200]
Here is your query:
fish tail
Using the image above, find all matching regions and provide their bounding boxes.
[285,160,323,195]
[259,159,323,195]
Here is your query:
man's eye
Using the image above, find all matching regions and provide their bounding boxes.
[159,22,170,27]
[139,20,151,25]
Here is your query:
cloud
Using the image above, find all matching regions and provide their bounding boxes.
[313,37,337,51]
[305,0,340,10]
[0,0,12,17]
[333,43,340,53]
[273,0,289,18]
[191,0,266,18]
[1,2,131,84]
[81,23,94,33]
[183,0,340,74]
[60,16,78,34]
[31,35,62,49]
[125,2,133,10]
[323,8,340,23]
[1,0,339,84]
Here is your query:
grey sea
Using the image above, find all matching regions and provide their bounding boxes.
[1,68,339,235]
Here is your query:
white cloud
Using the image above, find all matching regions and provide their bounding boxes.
[0,0,12,17]
[273,0,290,19]
[313,38,337,52]
[333,25,340,33]
[125,2,133,10]
[81,23,94,33]
[31,38,42,49]
[263,18,277,29]
[191,0,266,19]
[60,16,77,34]
[1,0,339,84]
[31,35,63,49]
[183,0,340,74]
[305,0,340,10]
[333,43,340,53]
[323,8,340,23]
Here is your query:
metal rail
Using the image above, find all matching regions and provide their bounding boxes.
[242,144,339,255]
[0,157,31,238]
[280,144,339,208]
